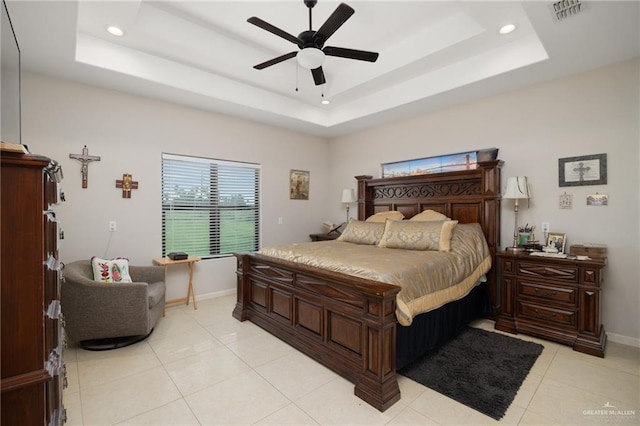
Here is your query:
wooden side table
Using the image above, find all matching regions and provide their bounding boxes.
[153,256,201,310]
[309,233,340,242]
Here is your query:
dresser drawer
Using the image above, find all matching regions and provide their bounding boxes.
[518,261,578,283]
[517,300,576,328]
[518,280,576,305]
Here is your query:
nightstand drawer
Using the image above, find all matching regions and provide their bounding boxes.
[518,280,576,305]
[518,300,576,328]
[502,259,515,274]
[519,261,578,283]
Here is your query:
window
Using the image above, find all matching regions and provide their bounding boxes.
[162,153,260,258]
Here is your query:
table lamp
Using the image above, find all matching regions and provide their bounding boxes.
[341,188,356,223]
[503,176,530,253]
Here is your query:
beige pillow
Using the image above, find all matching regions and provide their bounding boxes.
[365,211,405,223]
[378,220,458,251]
[337,221,386,245]
[410,209,450,222]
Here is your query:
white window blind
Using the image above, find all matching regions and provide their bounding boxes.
[162,153,260,258]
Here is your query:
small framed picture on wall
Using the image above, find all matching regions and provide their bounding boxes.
[289,169,310,200]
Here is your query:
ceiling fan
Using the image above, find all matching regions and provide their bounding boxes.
[248,0,379,86]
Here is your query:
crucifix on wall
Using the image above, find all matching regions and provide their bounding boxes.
[69,145,101,188]
[115,173,139,198]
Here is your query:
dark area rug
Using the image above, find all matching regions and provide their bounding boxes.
[398,326,543,420]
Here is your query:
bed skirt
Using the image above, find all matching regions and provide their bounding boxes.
[396,282,490,370]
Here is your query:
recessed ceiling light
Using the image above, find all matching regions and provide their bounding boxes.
[321,99,331,105]
[106,25,125,37]
[498,24,517,35]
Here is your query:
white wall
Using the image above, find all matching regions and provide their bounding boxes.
[328,58,640,345]
[22,72,330,301]
[21,58,640,345]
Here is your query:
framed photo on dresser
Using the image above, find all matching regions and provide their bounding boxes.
[546,232,566,253]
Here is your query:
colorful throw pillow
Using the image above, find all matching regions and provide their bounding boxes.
[409,209,450,222]
[378,219,458,251]
[337,220,386,245]
[365,211,405,223]
[91,257,133,283]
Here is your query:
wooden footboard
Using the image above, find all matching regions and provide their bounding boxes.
[232,253,402,411]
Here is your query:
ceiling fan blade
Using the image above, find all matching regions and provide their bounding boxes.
[323,46,379,62]
[311,67,326,86]
[247,17,301,46]
[314,3,354,44]
[253,52,297,70]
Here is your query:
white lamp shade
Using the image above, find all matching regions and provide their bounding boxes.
[297,48,325,70]
[503,176,530,199]
[341,188,356,203]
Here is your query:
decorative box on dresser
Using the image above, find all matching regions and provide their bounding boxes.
[1,152,67,424]
[495,251,607,357]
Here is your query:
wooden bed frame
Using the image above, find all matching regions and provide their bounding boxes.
[233,160,503,411]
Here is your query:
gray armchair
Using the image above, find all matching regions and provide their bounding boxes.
[61,260,166,349]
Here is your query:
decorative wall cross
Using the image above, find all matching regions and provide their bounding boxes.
[115,174,139,198]
[69,145,101,188]
[572,161,591,182]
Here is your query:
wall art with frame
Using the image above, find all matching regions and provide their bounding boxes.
[289,169,309,200]
[558,153,607,187]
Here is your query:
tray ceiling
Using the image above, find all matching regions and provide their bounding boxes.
[6,1,639,137]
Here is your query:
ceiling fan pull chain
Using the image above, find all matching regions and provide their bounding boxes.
[295,63,299,92]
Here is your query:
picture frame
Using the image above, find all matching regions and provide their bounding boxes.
[289,169,309,200]
[587,193,608,206]
[546,232,567,253]
[558,153,607,187]
[380,149,493,178]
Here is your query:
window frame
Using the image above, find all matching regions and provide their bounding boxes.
[161,153,261,259]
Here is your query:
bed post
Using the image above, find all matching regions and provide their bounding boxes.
[232,253,250,321]
[477,160,503,317]
[355,175,373,221]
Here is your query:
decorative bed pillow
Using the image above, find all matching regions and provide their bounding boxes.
[378,219,458,251]
[91,256,133,283]
[365,211,405,223]
[337,221,385,245]
[409,209,450,222]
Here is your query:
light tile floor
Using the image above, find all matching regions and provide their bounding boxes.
[63,294,640,425]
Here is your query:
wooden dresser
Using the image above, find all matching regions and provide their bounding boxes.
[495,251,606,357]
[1,152,67,424]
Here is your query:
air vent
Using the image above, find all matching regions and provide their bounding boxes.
[552,0,583,21]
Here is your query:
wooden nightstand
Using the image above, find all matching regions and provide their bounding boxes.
[495,251,607,357]
[309,233,340,242]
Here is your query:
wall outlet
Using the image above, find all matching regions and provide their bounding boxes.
[109,221,117,232]
[277,217,283,225]
[541,222,550,234]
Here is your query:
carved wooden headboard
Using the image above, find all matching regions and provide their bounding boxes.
[355,160,503,314]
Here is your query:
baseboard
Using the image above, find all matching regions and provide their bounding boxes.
[607,332,640,348]
[195,288,235,302]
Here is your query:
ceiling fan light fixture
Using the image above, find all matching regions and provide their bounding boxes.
[321,99,331,105]
[297,48,325,70]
